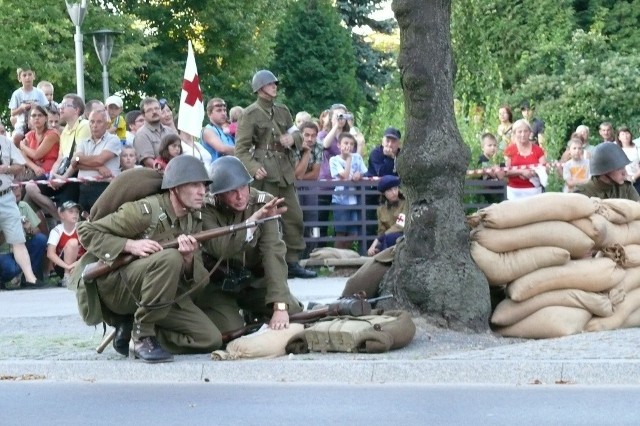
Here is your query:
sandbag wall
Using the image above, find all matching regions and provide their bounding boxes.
[468,193,640,338]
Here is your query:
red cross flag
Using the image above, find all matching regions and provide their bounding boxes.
[177,41,205,138]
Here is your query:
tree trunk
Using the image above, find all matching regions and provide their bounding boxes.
[383,0,490,331]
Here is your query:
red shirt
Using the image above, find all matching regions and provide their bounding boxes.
[25,129,60,174]
[504,143,545,188]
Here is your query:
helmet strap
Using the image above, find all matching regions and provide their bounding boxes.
[170,187,190,215]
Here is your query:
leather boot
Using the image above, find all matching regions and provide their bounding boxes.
[287,262,317,279]
[112,321,133,356]
[132,336,174,363]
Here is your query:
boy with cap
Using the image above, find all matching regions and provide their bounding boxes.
[367,175,405,256]
[106,95,127,144]
[47,201,85,287]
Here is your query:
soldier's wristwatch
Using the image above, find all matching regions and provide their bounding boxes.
[273,303,288,311]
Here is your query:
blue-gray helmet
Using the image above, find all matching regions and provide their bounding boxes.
[590,143,630,176]
[161,156,211,189]
[208,156,254,194]
[251,70,278,93]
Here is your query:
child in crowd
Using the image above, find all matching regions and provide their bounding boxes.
[477,133,505,203]
[367,175,406,256]
[330,132,368,249]
[9,66,48,146]
[106,95,127,144]
[562,138,590,193]
[228,106,244,138]
[46,106,62,134]
[154,133,182,170]
[47,201,85,288]
[37,81,58,111]
[120,145,138,171]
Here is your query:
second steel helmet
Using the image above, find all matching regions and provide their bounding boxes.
[589,142,630,176]
[161,156,212,189]
[251,70,278,93]
[208,156,254,194]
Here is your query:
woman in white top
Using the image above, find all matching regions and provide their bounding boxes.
[179,130,213,176]
[617,126,640,193]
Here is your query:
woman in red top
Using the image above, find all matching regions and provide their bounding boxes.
[19,105,60,179]
[504,119,546,200]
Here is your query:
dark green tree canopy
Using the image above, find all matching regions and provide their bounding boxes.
[271,0,362,116]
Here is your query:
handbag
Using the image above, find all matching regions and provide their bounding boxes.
[56,131,78,176]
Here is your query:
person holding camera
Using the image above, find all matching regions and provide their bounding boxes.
[197,156,304,333]
[25,94,88,220]
[234,70,316,279]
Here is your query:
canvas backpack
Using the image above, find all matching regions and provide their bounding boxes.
[301,310,416,353]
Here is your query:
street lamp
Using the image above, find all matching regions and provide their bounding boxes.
[90,29,123,101]
[65,0,88,100]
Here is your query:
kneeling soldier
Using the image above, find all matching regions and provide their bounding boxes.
[197,156,303,332]
[73,156,220,363]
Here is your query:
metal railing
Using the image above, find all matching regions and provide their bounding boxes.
[294,178,506,255]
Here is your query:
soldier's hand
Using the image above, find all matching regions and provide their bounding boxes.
[176,234,198,264]
[254,167,268,180]
[253,197,287,221]
[269,310,289,330]
[124,238,163,257]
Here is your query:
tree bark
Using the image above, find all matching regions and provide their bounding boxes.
[383,0,490,331]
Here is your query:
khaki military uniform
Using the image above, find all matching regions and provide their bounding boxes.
[377,198,406,235]
[341,245,396,299]
[234,97,306,262]
[72,192,221,354]
[575,177,640,201]
[196,188,303,332]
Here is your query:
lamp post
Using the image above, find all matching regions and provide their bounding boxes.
[65,0,88,100]
[90,29,122,101]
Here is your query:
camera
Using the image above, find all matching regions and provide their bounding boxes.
[338,113,353,121]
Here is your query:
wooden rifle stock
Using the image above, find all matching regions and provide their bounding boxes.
[82,215,280,282]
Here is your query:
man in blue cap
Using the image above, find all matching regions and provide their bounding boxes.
[367,127,401,177]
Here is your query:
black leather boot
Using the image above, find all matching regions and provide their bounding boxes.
[112,321,133,356]
[132,336,174,363]
[287,262,317,279]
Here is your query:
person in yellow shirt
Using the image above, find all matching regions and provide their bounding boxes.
[106,95,126,144]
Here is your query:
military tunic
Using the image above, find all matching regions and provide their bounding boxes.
[376,198,406,235]
[575,177,640,201]
[197,188,302,332]
[234,97,306,262]
[72,192,221,354]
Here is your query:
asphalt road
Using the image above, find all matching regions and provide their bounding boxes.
[2,382,640,425]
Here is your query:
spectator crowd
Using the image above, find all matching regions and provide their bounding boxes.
[0,65,406,290]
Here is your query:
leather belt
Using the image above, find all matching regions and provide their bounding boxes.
[267,143,286,153]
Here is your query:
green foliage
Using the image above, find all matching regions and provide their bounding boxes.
[271,0,362,117]
[336,0,396,107]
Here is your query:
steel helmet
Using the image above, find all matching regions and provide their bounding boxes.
[589,142,630,176]
[251,70,278,93]
[208,156,254,194]
[161,156,211,190]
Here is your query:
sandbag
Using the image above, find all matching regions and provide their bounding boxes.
[491,289,620,327]
[303,310,416,353]
[468,192,597,229]
[506,258,624,302]
[471,243,570,286]
[309,247,361,260]
[572,215,640,248]
[211,323,305,360]
[89,168,164,221]
[585,288,640,332]
[601,244,640,269]
[597,198,640,224]
[620,306,640,328]
[613,266,640,293]
[470,221,594,259]
[495,306,592,339]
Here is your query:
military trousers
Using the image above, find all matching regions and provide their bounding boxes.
[341,246,395,299]
[251,180,305,262]
[96,248,220,353]
[195,277,303,333]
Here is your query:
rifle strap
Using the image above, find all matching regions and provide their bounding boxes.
[117,255,225,311]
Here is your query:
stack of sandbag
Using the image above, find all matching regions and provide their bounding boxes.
[468,193,630,338]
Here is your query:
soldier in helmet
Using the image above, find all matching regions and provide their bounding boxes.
[575,142,640,201]
[234,70,317,279]
[196,156,303,333]
[72,155,221,363]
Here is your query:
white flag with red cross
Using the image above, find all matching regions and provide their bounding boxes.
[177,40,205,138]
